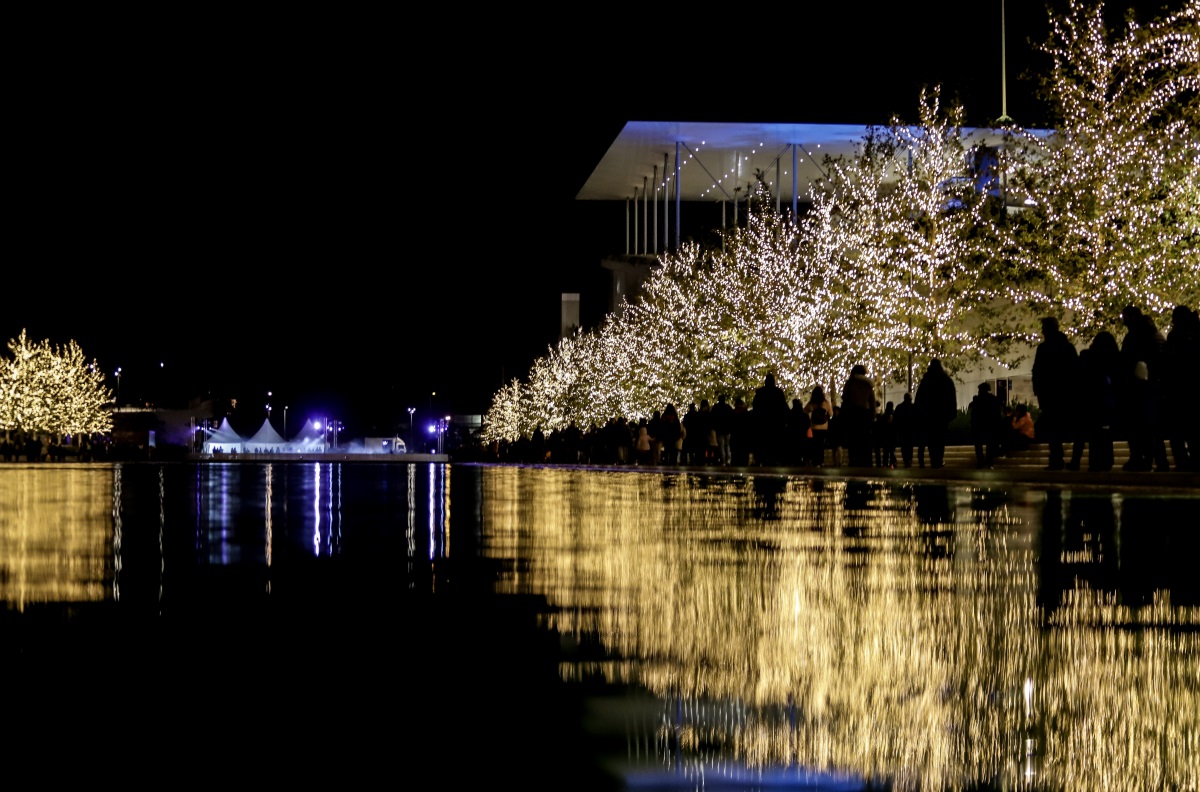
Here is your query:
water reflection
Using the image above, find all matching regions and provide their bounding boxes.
[0,462,1196,791]
[477,467,1199,792]
[0,465,112,608]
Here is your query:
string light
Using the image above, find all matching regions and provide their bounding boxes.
[482,1,1198,444]
[0,329,113,438]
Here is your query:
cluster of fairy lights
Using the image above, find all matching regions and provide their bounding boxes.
[478,3,1198,444]
[997,0,1200,336]
[0,329,113,437]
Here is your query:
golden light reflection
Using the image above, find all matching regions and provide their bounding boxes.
[478,467,1200,791]
[0,465,113,609]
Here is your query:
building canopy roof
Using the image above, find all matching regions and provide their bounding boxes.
[576,121,1046,205]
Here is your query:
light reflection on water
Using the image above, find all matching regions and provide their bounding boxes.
[0,462,1196,790]
[477,467,1199,791]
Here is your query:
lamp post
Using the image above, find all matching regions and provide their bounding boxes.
[115,367,122,405]
[284,406,288,441]
[407,407,415,453]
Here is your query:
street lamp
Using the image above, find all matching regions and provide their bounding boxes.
[115,367,122,405]
[407,407,415,453]
[284,406,288,441]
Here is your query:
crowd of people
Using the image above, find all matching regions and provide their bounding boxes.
[1030,304,1199,472]
[492,303,1198,474]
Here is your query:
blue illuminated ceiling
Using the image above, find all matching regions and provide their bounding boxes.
[576,121,1042,205]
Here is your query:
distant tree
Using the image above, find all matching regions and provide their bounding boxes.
[0,329,113,440]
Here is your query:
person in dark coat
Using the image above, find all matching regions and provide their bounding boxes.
[659,404,682,465]
[1123,361,1162,471]
[647,409,663,465]
[681,402,704,465]
[1161,304,1199,471]
[968,382,1003,468]
[1031,316,1079,470]
[1068,331,1120,472]
[914,358,958,469]
[1117,305,1169,471]
[751,373,790,466]
[839,364,877,466]
[892,391,918,467]
[874,401,897,468]
[710,394,735,465]
[786,398,812,466]
[804,385,833,466]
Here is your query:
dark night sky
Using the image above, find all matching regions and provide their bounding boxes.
[7,2,1174,436]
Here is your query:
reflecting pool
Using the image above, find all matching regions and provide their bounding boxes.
[1,462,1197,791]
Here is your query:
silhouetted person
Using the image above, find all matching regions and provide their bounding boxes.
[874,401,896,468]
[1118,306,1170,471]
[805,385,832,466]
[1068,331,1119,472]
[1031,316,1079,470]
[892,391,917,467]
[787,398,812,466]
[682,402,704,465]
[839,364,877,466]
[915,358,957,469]
[1161,304,1199,471]
[659,404,682,464]
[1124,361,1163,471]
[752,373,790,466]
[968,382,1003,468]
[711,394,735,465]
[647,409,663,464]
[827,405,843,465]
[530,426,546,463]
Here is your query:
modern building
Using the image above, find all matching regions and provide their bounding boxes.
[575,121,1049,409]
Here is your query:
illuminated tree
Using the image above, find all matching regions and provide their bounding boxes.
[42,337,113,437]
[482,2,1199,445]
[816,89,1038,387]
[0,329,113,441]
[1000,0,1200,337]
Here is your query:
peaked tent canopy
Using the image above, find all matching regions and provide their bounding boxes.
[289,418,327,451]
[203,417,245,454]
[245,418,287,448]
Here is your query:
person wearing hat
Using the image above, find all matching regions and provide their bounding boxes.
[969,381,1004,469]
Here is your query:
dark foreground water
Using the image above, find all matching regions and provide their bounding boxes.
[1,462,1197,791]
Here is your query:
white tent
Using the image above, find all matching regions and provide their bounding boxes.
[244,418,289,453]
[289,419,328,452]
[203,417,245,454]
